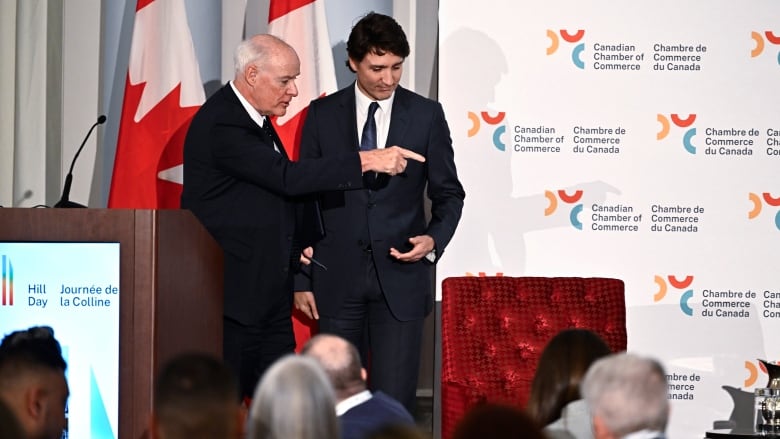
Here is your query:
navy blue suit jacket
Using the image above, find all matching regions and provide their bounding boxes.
[298,85,465,320]
[340,391,415,439]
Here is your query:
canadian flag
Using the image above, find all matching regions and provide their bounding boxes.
[268,0,336,160]
[108,0,205,208]
[266,0,337,348]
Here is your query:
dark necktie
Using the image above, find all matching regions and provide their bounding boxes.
[360,102,379,151]
[262,117,281,154]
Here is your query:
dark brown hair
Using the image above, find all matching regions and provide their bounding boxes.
[453,403,546,439]
[346,12,410,71]
[526,328,612,426]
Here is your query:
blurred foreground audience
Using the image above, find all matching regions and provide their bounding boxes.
[365,424,431,439]
[452,403,547,439]
[0,397,25,439]
[150,352,242,439]
[527,328,612,439]
[0,326,68,439]
[247,354,339,439]
[302,334,415,439]
[581,353,669,439]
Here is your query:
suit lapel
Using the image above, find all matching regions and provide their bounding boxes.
[386,86,410,148]
[339,87,360,151]
[221,84,287,158]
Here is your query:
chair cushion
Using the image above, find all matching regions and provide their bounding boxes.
[440,276,626,439]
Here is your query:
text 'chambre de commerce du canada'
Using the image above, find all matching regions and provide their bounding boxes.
[25,283,118,308]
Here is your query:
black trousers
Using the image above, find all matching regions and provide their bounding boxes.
[317,250,424,414]
[222,295,296,401]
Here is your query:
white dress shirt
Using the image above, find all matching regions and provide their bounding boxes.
[355,83,394,149]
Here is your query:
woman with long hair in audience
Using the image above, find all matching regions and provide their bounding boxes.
[452,403,546,439]
[247,354,339,439]
[526,328,612,439]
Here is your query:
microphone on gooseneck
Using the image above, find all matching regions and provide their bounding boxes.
[54,115,106,208]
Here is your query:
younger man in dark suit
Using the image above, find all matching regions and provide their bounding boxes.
[294,13,465,413]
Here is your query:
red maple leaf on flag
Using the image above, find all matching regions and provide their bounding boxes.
[108,0,205,208]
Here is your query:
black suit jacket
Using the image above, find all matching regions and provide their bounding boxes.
[181,84,364,326]
[298,85,465,321]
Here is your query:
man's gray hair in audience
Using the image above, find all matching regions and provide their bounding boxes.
[581,352,669,437]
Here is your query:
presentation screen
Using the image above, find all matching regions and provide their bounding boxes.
[0,242,120,439]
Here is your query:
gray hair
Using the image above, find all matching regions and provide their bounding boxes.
[247,355,339,439]
[234,34,291,74]
[581,353,669,436]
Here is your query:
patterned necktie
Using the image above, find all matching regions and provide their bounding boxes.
[360,102,379,151]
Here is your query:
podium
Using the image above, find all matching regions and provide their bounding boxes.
[0,208,223,438]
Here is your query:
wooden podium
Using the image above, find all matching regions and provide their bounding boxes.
[0,208,223,438]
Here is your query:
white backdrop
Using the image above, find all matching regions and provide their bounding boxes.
[438,1,780,437]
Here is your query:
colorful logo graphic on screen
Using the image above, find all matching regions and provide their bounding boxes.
[1,255,12,306]
[467,111,506,151]
[546,29,586,69]
[748,192,780,231]
[545,189,584,230]
[657,114,697,154]
[653,274,694,316]
[750,31,780,66]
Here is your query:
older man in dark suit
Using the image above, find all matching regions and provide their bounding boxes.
[181,34,423,400]
[294,13,465,414]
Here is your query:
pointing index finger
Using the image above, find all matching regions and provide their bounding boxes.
[399,148,426,163]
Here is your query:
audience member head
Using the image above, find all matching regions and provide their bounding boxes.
[0,397,24,439]
[150,352,240,439]
[452,403,546,439]
[346,12,410,69]
[247,354,339,439]
[581,353,669,439]
[365,424,431,439]
[301,334,366,401]
[233,34,300,117]
[527,328,612,426]
[0,326,68,439]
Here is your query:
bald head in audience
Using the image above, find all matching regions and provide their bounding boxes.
[302,334,415,439]
[301,334,366,401]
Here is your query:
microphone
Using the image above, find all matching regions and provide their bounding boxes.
[54,115,106,208]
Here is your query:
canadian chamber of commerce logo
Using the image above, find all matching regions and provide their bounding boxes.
[467,111,506,151]
[653,274,694,316]
[1,255,13,306]
[748,192,780,230]
[750,31,780,66]
[544,189,584,230]
[744,360,779,387]
[546,29,586,69]
[657,113,697,154]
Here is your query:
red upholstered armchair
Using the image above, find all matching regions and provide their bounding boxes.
[440,276,627,439]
